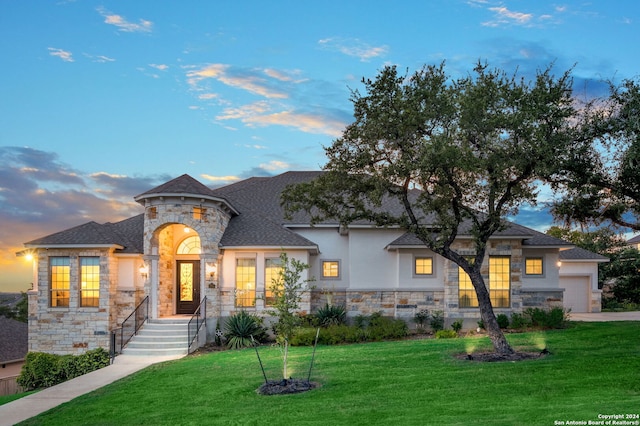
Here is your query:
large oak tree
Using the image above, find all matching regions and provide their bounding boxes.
[552,79,640,231]
[283,62,578,355]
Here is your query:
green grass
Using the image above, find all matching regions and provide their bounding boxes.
[16,322,640,426]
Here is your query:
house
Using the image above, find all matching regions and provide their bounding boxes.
[0,317,28,396]
[20,172,608,355]
[627,235,640,250]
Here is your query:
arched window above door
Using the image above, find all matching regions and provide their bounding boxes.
[177,235,201,255]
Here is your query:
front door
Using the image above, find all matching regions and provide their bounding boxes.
[176,260,200,314]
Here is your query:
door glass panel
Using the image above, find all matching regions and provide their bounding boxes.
[180,263,193,302]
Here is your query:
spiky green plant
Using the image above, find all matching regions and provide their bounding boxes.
[223,311,268,349]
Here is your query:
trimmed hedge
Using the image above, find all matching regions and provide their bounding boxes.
[17,348,110,390]
[291,312,408,346]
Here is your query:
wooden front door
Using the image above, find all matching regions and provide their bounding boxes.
[176,260,200,314]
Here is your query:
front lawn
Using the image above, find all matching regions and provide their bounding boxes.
[18,322,640,425]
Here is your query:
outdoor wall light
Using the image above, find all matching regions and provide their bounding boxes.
[206,263,217,280]
[139,265,149,279]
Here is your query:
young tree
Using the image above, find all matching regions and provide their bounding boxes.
[283,62,577,355]
[552,79,640,231]
[267,252,313,379]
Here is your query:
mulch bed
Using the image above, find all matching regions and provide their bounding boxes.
[457,351,548,362]
[257,379,319,395]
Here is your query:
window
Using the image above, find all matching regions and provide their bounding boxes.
[264,258,283,306]
[322,260,340,279]
[147,207,157,220]
[50,257,70,307]
[415,257,433,275]
[458,266,478,308]
[235,258,256,307]
[193,206,207,221]
[525,257,543,275]
[489,257,510,308]
[80,257,100,307]
[177,235,201,255]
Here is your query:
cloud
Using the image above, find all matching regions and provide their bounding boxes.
[48,47,74,62]
[318,37,388,61]
[200,174,241,187]
[243,110,346,137]
[149,64,169,71]
[83,53,115,63]
[97,7,153,33]
[259,160,290,172]
[216,101,271,120]
[186,64,290,99]
[483,6,534,27]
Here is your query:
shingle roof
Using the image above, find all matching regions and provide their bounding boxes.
[628,235,640,244]
[24,214,144,253]
[135,173,218,199]
[0,317,27,363]
[559,247,610,262]
[22,171,593,255]
[386,221,573,248]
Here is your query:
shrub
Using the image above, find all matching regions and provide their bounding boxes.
[522,307,570,329]
[429,310,444,331]
[224,311,268,349]
[290,327,320,346]
[522,307,570,328]
[18,352,60,390]
[368,313,408,341]
[496,313,510,329]
[17,348,111,391]
[509,312,528,329]
[75,348,110,375]
[320,324,365,345]
[451,319,463,334]
[435,329,457,339]
[315,303,347,327]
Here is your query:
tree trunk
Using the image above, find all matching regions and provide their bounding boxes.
[470,271,515,355]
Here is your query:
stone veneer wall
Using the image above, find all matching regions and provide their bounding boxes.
[141,198,230,328]
[28,248,113,355]
[443,239,524,321]
[158,225,175,317]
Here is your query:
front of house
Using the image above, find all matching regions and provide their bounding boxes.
[21,172,608,355]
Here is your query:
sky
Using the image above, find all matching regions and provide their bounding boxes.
[1,0,639,292]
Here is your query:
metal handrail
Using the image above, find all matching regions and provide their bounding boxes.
[187,296,207,353]
[110,296,149,360]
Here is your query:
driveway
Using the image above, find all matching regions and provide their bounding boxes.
[569,311,640,322]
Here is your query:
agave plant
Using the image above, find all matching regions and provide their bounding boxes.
[223,311,268,349]
[315,303,347,327]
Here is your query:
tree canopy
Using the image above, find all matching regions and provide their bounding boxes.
[283,62,578,354]
[551,78,640,231]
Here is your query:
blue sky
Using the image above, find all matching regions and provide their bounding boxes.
[1,0,639,292]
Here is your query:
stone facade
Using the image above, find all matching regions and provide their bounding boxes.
[28,248,114,355]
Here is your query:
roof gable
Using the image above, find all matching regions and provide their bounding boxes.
[135,174,217,199]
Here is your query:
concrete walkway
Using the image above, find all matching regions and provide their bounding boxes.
[0,354,184,426]
[569,311,640,322]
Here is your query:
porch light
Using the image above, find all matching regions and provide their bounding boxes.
[557,261,562,267]
[184,226,191,233]
[139,265,149,279]
[206,263,217,280]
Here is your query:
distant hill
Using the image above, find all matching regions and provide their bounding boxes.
[0,292,23,308]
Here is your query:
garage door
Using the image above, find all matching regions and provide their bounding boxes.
[561,276,590,313]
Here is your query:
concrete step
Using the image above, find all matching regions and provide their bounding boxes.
[121,318,191,356]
